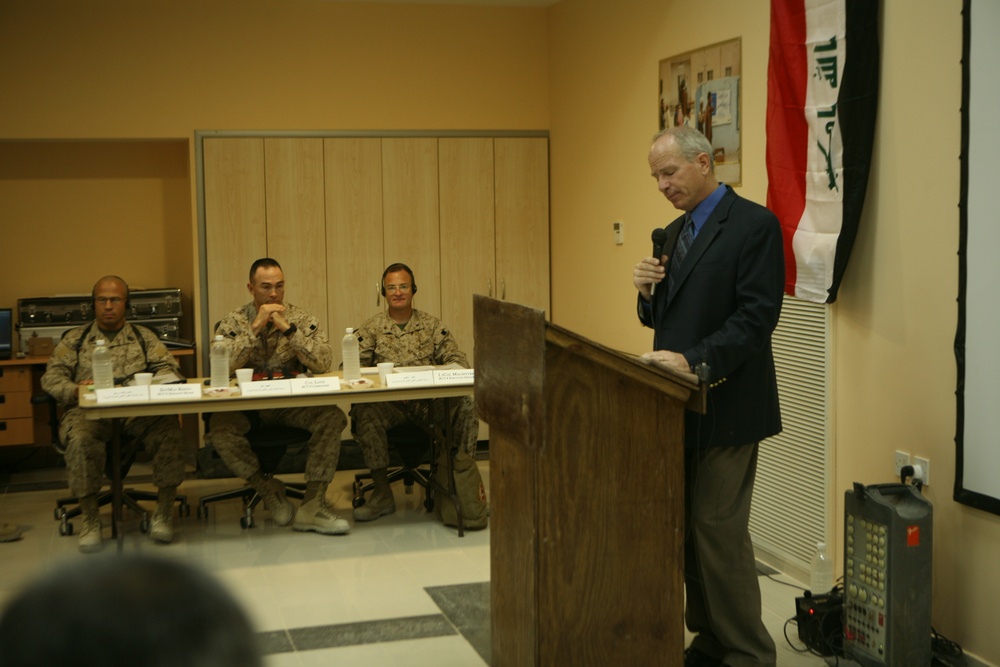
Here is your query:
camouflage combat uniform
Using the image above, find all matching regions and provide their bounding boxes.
[41,323,187,497]
[207,303,346,482]
[353,309,478,469]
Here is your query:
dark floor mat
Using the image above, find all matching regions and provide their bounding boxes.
[425,581,490,664]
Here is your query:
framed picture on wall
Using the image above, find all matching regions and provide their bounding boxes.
[658,37,742,186]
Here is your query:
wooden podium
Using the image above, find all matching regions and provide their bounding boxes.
[473,296,705,666]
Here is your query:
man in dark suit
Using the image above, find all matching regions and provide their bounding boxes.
[633,127,784,667]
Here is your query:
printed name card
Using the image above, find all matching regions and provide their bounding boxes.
[239,380,292,397]
[385,370,436,388]
[149,384,202,402]
[433,368,474,385]
[95,386,150,404]
[290,376,341,394]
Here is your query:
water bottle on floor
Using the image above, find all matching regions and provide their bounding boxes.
[810,541,834,595]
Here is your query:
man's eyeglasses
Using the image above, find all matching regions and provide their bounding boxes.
[95,297,125,305]
[383,284,412,294]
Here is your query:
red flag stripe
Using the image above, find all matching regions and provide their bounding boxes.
[766,0,810,296]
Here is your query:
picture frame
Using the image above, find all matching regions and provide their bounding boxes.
[659,37,742,186]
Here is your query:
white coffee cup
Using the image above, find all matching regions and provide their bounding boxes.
[377,362,394,384]
[235,368,254,386]
[133,372,153,386]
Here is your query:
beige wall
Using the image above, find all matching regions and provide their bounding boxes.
[0,0,549,138]
[0,140,195,340]
[2,0,998,662]
[548,0,998,663]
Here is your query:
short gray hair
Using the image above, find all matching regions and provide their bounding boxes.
[651,126,715,170]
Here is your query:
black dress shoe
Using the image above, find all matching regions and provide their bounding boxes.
[684,646,723,667]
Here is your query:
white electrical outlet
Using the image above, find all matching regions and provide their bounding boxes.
[613,221,624,245]
[894,450,911,477]
[914,456,930,485]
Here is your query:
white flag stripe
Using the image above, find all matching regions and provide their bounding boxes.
[794,0,847,299]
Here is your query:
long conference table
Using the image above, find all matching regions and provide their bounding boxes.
[78,370,476,550]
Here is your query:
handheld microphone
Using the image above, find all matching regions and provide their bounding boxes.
[650,228,669,296]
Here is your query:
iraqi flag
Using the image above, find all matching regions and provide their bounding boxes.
[766,0,879,303]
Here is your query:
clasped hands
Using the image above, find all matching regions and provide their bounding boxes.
[252,303,292,335]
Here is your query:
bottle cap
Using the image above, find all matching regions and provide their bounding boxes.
[346,327,353,334]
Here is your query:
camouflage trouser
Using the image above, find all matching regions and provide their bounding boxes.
[206,406,347,483]
[352,396,478,470]
[58,408,187,497]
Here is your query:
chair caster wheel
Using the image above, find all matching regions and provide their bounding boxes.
[180,502,191,517]
[54,507,66,520]
[197,505,208,520]
[352,497,366,509]
[59,522,74,536]
[240,516,254,529]
[140,518,150,533]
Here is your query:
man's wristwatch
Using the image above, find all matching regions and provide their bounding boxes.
[283,323,297,337]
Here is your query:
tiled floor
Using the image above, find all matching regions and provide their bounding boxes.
[0,460,839,666]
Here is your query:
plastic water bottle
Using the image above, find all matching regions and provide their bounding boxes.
[810,541,835,595]
[91,339,114,390]
[342,327,361,381]
[210,334,230,388]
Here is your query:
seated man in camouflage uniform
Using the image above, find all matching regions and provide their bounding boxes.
[41,275,187,552]
[208,258,350,535]
[352,262,478,522]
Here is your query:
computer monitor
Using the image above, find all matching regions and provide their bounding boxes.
[0,308,12,359]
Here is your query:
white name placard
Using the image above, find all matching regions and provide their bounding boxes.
[238,380,292,397]
[149,384,202,402]
[433,368,474,385]
[290,376,341,394]
[95,386,150,404]
[385,370,436,388]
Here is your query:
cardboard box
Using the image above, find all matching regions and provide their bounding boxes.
[27,336,54,356]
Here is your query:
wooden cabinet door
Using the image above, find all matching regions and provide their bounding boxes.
[202,134,549,369]
[263,138,328,327]
[381,138,441,320]
[495,137,550,314]
[325,137,385,336]
[203,138,267,332]
[439,138,495,364]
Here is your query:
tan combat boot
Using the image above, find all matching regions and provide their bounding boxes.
[294,482,350,535]
[251,473,294,526]
[78,494,103,553]
[0,523,22,542]
[353,469,396,522]
[149,485,176,544]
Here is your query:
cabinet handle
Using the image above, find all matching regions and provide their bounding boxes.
[0,421,6,432]
[500,279,506,301]
[0,395,5,404]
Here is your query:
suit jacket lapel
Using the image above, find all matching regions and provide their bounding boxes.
[667,188,736,301]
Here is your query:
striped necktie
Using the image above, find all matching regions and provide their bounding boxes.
[668,214,695,291]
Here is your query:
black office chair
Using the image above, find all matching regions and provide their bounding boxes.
[351,421,436,513]
[196,412,310,529]
[38,393,191,537]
